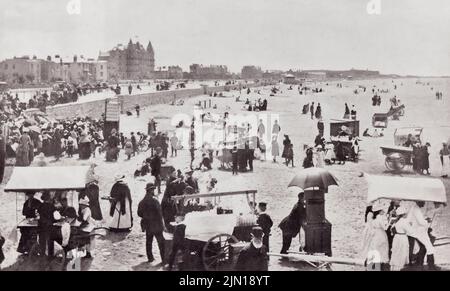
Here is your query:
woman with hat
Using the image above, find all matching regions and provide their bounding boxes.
[420,142,431,175]
[271,135,280,163]
[52,124,64,161]
[281,135,291,165]
[439,141,449,178]
[78,197,95,258]
[78,130,92,160]
[15,127,33,166]
[124,138,133,160]
[390,206,411,271]
[365,204,390,270]
[108,174,133,232]
[314,145,325,168]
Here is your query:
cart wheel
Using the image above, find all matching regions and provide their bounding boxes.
[385,154,406,171]
[385,157,395,171]
[202,233,239,271]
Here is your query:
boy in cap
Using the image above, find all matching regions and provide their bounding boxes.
[168,213,187,271]
[235,226,268,271]
[257,202,273,252]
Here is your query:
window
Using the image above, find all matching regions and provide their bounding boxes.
[4,64,7,70]
[100,72,103,77]
[13,65,15,70]
[101,65,103,70]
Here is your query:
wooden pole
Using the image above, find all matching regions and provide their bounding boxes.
[171,190,257,202]
[267,252,365,266]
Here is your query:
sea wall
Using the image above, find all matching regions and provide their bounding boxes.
[26,81,275,120]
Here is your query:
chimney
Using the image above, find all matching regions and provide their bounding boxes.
[47,56,52,61]
[73,55,78,63]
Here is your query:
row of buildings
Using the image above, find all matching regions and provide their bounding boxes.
[240,67,381,81]
[0,37,381,85]
[0,55,108,85]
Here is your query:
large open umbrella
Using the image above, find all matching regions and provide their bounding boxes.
[288,167,338,193]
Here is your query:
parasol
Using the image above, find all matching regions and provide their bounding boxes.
[288,167,338,193]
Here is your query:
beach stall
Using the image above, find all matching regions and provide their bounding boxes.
[169,190,258,271]
[380,127,423,171]
[4,166,105,260]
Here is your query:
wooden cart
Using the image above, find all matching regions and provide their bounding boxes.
[380,127,423,171]
[170,190,258,271]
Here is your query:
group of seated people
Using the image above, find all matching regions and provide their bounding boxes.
[243,98,268,112]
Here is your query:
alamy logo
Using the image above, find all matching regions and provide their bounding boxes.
[366,0,381,15]
[171,110,280,151]
[66,0,81,15]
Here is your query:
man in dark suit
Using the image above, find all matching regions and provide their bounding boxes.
[235,227,268,271]
[279,192,306,254]
[18,192,41,254]
[38,191,56,257]
[138,182,166,263]
[257,202,273,251]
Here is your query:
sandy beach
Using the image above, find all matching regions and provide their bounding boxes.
[1,77,450,271]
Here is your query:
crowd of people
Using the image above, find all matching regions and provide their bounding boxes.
[0,83,113,116]
[362,200,444,271]
[6,116,106,165]
[1,79,449,272]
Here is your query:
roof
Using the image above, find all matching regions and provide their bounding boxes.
[366,174,447,203]
[394,127,423,137]
[4,166,92,192]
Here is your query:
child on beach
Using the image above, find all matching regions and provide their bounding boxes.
[232,146,238,175]
[67,136,74,157]
[168,214,186,271]
[285,144,294,167]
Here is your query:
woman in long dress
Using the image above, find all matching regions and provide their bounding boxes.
[15,128,33,166]
[367,207,390,270]
[108,175,133,232]
[281,135,291,165]
[361,211,374,266]
[324,143,336,164]
[271,135,279,162]
[314,145,325,168]
[390,207,411,271]
[439,142,449,178]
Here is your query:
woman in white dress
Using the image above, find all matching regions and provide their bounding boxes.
[271,135,280,162]
[78,197,96,258]
[390,206,411,271]
[367,205,390,270]
[324,143,336,164]
[314,145,325,168]
[361,211,374,265]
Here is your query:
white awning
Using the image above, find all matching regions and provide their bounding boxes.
[366,174,447,203]
[4,166,91,192]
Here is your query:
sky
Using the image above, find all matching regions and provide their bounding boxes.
[0,0,449,76]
